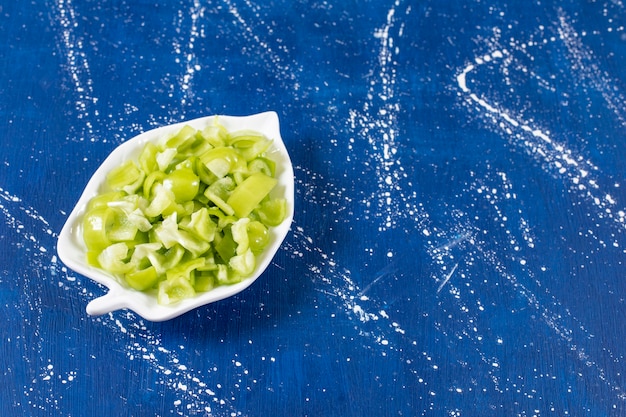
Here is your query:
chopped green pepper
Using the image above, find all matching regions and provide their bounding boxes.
[81,120,288,305]
[227,172,277,218]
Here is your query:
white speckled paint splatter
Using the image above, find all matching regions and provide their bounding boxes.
[52,0,98,140]
[223,0,301,83]
[453,7,626,407]
[457,46,626,237]
[172,0,204,107]
[348,0,414,232]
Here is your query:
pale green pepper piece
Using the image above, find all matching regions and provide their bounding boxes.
[82,206,113,251]
[229,248,255,276]
[247,157,275,177]
[204,177,236,216]
[106,160,145,194]
[106,209,139,242]
[138,142,159,174]
[156,148,177,171]
[247,221,269,254]
[125,266,159,291]
[157,275,195,305]
[165,257,206,281]
[97,242,131,274]
[214,264,242,285]
[162,167,199,203]
[165,124,197,150]
[231,217,250,254]
[178,207,217,242]
[86,191,125,211]
[154,213,210,256]
[142,171,165,199]
[228,132,273,161]
[193,272,215,292]
[158,244,186,274]
[255,199,287,227]
[200,147,246,178]
[144,184,176,218]
[129,242,163,266]
[227,172,277,218]
[214,227,237,263]
[200,123,228,147]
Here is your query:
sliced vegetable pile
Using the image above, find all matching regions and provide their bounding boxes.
[82,121,287,305]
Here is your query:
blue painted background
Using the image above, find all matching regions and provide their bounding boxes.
[2,0,626,415]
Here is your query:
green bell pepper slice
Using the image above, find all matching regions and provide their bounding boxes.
[227,172,277,218]
[157,275,196,305]
[125,266,159,291]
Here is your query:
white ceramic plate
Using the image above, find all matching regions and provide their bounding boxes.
[57,111,294,321]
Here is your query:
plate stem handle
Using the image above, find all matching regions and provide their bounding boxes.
[86,291,129,316]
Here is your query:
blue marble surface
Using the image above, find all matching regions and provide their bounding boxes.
[2,0,626,415]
